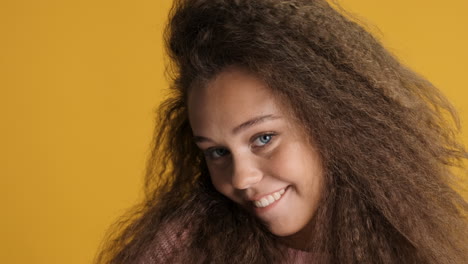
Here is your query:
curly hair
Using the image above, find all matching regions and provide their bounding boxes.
[95,0,468,263]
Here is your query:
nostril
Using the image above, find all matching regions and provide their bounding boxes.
[231,153,263,189]
[232,167,263,190]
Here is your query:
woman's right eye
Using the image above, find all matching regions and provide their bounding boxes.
[205,148,230,160]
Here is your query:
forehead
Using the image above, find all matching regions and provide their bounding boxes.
[187,68,286,134]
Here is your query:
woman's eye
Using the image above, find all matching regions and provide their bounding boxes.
[252,134,275,147]
[206,148,229,159]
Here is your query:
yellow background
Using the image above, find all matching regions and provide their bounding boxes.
[1,0,466,263]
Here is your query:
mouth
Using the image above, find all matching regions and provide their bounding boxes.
[252,186,289,208]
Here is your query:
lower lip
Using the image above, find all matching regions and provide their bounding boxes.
[252,186,290,214]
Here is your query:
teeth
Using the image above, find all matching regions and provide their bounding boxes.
[267,195,275,204]
[273,192,280,200]
[253,188,287,208]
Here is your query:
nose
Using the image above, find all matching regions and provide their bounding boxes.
[231,153,263,190]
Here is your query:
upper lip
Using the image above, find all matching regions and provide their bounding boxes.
[247,186,288,202]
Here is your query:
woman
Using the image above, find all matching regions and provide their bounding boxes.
[95,0,468,263]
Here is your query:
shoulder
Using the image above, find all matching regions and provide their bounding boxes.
[134,220,191,264]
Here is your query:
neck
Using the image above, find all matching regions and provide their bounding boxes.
[279,218,316,251]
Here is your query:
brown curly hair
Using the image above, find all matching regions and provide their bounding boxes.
[95,0,468,263]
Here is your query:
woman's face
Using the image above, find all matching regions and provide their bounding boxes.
[188,67,324,239]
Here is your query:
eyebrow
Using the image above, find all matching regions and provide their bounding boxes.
[193,114,280,143]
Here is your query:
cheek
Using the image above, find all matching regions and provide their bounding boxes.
[268,142,308,180]
[269,142,323,194]
[208,167,233,197]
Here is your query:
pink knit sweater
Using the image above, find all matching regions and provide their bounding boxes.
[135,226,316,263]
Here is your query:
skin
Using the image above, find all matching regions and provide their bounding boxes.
[187,67,324,249]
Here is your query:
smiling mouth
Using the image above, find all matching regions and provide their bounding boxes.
[253,187,288,208]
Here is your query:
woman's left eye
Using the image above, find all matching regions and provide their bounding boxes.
[252,133,275,147]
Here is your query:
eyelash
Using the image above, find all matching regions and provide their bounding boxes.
[204,133,277,160]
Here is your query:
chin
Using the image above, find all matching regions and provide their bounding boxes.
[268,225,302,237]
